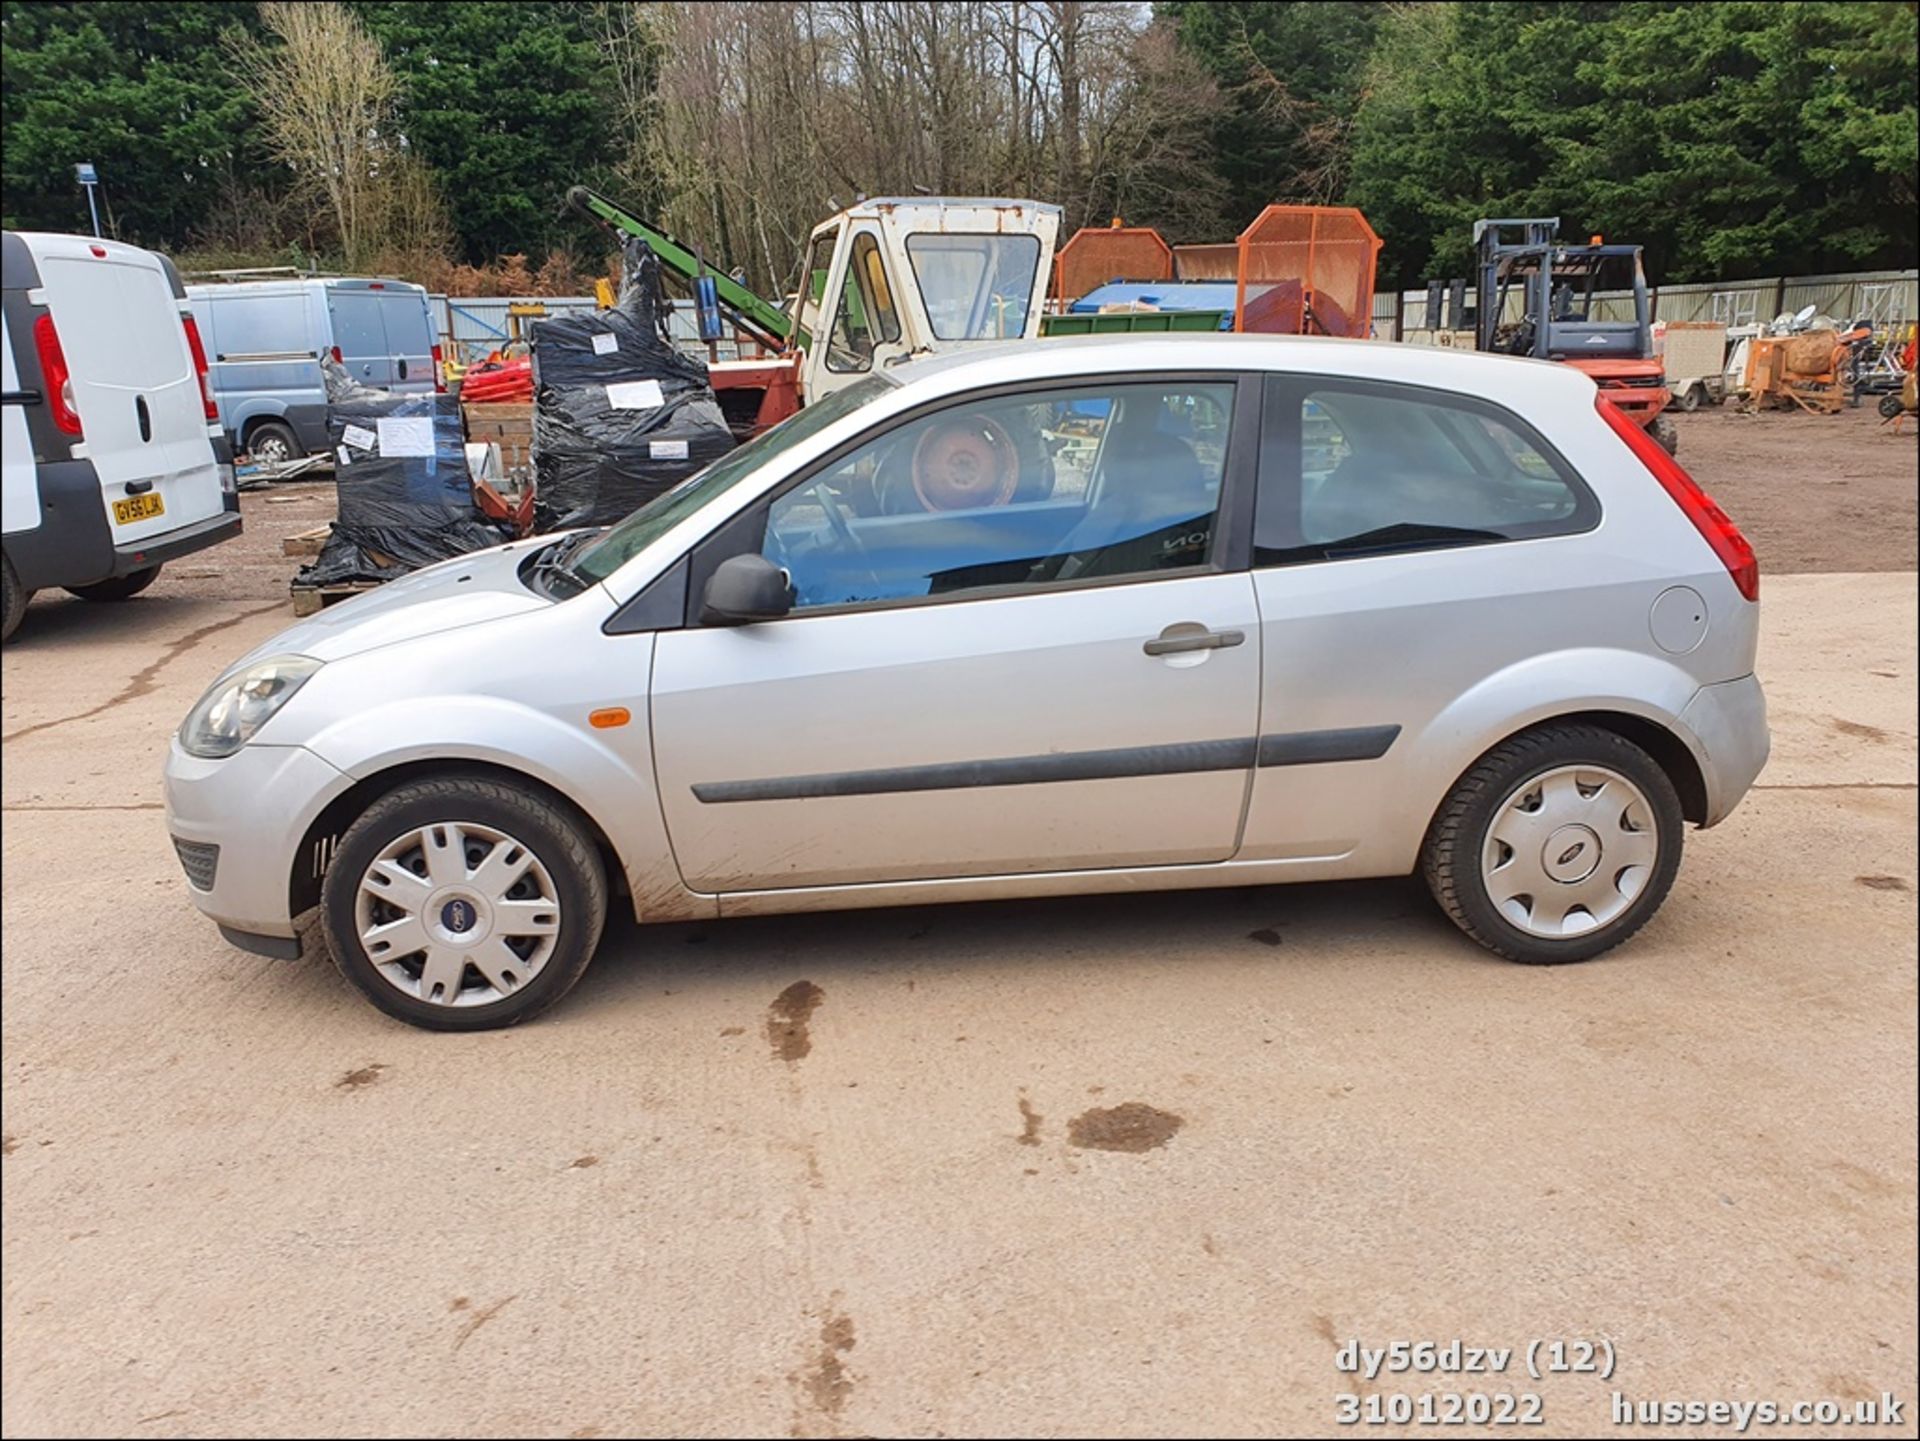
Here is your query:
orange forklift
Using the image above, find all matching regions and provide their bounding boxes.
[1473,218,1677,453]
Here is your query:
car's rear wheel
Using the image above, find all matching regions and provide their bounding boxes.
[245,419,301,466]
[2,553,28,643]
[66,565,161,601]
[1422,724,1684,965]
[321,775,608,1030]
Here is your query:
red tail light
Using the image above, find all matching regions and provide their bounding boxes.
[181,314,218,420]
[432,342,447,393]
[32,314,83,435]
[1597,395,1757,601]
[331,345,343,364]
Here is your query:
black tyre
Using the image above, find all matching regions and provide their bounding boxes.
[244,419,301,465]
[1648,413,1679,455]
[1422,724,1684,966]
[1880,393,1905,420]
[66,565,161,602]
[2,552,29,644]
[321,775,609,1031]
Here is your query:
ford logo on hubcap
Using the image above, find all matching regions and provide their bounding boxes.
[441,898,477,933]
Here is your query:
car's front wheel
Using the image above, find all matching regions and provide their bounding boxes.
[321,775,608,1030]
[1423,724,1684,965]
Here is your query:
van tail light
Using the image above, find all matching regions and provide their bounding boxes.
[432,342,447,393]
[1597,395,1757,601]
[181,315,218,420]
[330,345,343,364]
[32,314,83,436]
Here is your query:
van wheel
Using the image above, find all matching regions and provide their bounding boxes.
[67,566,162,602]
[2,554,29,643]
[245,420,300,465]
[321,775,609,1031]
[1422,724,1684,966]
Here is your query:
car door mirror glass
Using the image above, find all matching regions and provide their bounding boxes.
[702,552,794,625]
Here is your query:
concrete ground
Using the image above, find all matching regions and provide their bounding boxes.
[4,397,1917,1436]
[2,571,1912,1438]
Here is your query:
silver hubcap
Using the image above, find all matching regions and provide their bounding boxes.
[1482,765,1659,939]
[355,822,561,1007]
[253,434,292,463]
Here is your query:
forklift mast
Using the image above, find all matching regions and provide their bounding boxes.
[1473,217,1653,363]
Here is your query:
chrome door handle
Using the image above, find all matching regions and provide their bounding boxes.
[1143,627,1245,656]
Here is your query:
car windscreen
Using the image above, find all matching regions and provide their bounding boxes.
[569,373,899,587]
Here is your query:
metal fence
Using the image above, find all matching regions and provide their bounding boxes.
[1374,267,1918,339]
[431,293,753,365]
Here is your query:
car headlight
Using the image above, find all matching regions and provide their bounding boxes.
[179,655,322,759]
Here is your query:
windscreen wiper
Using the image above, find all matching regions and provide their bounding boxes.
[529,528,606,598]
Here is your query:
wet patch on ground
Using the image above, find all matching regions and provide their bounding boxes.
[768,981,825,1062]
[1017,1094,1043,1146]
[1855,874,1910,891]
[1066,1102,1184,1153]
[335,1063,387,1090]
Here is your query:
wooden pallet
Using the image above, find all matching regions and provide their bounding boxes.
[289,579,382,617]
[282,523,332,558]
[462,401,534,468]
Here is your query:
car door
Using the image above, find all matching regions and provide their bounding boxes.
[649,373,1263,892]
[1237,373,1604,867]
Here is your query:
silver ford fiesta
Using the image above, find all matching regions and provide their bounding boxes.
[165,335,1768,1030]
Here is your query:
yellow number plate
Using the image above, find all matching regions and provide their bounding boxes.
[112,493,165,525]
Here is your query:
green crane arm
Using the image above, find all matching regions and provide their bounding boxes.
[567,186,793,350]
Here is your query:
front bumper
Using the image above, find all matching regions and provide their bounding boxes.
[164,740,352,940]
[1679,673,1769,826]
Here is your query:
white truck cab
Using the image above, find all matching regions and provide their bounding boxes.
[789,196,1061,400]
[2,231,240,642]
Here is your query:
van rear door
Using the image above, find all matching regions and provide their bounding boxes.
[381,285,436,393]
[327,282,393,387]
[30,235,221,547]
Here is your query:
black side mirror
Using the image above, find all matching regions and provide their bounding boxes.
[701,552,793,625]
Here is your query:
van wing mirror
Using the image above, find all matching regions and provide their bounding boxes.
[701,552,794,625]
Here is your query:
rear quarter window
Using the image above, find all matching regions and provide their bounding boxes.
[1256,376,1597,565]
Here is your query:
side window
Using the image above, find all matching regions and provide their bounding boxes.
[826,232,902,373]
[1258,380,1595,565]
[760,381,1236,611]
[794,230,838,352]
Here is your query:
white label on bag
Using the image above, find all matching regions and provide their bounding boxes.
[605,379,665,411]
[341,424,377,451]
[337,445,352,466]
[649,439,689,460]
[376,416,435,457]
[591,332,618,356]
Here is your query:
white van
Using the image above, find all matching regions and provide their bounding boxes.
[2,232,240,643]
[185,278,440,463]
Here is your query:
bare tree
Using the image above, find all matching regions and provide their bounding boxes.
[226,2,399,269]
[631,0,1229,296]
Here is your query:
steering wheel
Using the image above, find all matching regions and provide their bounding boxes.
[771,483,884,604]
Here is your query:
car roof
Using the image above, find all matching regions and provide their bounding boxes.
[891,332,1594,402]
